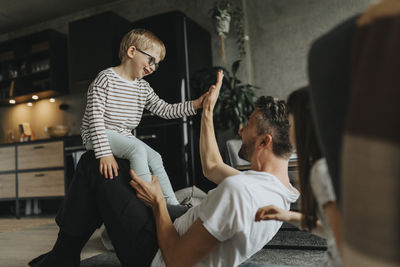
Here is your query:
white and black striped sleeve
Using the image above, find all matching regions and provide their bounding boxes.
[87,79,113,158]
[144,85,196,119]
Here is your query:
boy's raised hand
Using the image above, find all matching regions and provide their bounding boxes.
[192,91,208,110]
[99,155,119,179]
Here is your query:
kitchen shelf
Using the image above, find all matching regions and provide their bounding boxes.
[0,70,50,85]
[0,29,68,105]
[0,50,50,65]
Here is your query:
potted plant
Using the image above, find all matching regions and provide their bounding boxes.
[211,0,247,62]
[191,60,259,134]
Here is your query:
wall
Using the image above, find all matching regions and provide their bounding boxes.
[247,0,374,100]
[0,0,374,143]
[0,94,86,143]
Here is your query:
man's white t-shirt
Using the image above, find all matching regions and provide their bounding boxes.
[151,170,300,267]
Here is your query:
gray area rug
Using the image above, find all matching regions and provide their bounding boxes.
[81,229,326,267]
[81,249,325,267]
[266,228,327,250]
[81,252,120,267]
[249,248,325,266]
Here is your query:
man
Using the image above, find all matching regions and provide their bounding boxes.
[30,71,299,267]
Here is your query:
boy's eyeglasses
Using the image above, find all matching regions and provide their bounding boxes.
[137,49,160,70]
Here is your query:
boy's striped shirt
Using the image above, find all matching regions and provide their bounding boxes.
[81,68,195,159]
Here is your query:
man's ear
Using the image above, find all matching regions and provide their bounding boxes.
[260,134,272,148]
[127,46,136,58]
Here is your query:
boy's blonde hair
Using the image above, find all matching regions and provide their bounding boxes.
[119,28,166,61]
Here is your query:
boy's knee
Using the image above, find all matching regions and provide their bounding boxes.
[126,143,147,158]
[149,151,163,166]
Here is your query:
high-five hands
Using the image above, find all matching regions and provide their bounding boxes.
[193,70,224,110]
[193,91,209,110]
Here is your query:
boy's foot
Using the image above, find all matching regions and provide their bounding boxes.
[167,204,190,221]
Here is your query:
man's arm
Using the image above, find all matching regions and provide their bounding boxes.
[129,171,220,267]
[153,206,220,267]
[200,71,239,184]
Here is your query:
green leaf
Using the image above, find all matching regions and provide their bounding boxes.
[232,60,241,76]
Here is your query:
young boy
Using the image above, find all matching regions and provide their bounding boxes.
[81,28,206,205]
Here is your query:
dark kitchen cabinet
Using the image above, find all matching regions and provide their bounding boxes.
[133,11,214,192]
[68,12,131,85]
[0,29,68,105]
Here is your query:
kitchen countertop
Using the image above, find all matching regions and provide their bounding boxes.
[0,134,83,148]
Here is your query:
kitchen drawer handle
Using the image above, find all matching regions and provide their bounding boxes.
[33,145,45,149]
[137,134,158,140]
[34,173,45,177]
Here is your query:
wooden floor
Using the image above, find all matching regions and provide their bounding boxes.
[0,216,107,267]
[0,216,54,233]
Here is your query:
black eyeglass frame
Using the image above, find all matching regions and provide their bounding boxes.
[136,49,160,70]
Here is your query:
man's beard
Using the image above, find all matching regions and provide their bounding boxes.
[238,140,254,161]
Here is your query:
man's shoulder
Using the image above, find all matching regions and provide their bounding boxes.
[218,170,295,200]
[221,170,273,186]
[219,173,247,188]
[216,172,262,196]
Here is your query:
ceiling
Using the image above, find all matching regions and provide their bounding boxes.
[0,0,119,35]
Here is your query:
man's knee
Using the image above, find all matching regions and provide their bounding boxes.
[75,151,99,179]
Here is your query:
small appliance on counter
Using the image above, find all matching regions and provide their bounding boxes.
[18,122,32,142]
[45,125,70,138]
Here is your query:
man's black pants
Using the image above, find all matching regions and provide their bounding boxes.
[55,151,186,267]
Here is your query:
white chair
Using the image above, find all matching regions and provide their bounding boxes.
[226,139,250,169]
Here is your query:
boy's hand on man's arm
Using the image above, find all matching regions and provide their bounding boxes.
[192,91,209,110]
[99,155,119,179]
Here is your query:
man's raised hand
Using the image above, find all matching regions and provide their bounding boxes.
[203,70,224,111]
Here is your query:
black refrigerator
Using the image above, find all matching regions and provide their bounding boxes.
[132,11,215,192]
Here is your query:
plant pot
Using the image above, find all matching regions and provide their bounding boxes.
[215,13,231,36]
[214,11,231,63]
